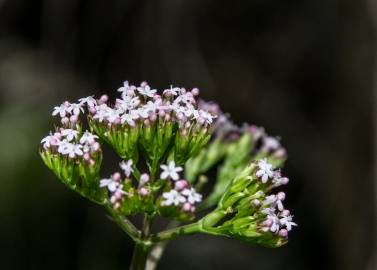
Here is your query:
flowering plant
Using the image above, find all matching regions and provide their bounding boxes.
[40,81,297,270]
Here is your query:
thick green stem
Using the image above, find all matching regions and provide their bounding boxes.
[130,215,154,270]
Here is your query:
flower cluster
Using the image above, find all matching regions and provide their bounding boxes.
[99,159,202,219]
[40,79,297,253]
[160,161,202,212]
[253,159,296,238]
[41,129,100,163]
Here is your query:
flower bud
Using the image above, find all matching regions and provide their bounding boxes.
[61,117,69,125]
[70,115,78,124]
[191,88,199,96]
[99,95,108,104]
[140,173,150,185]
[138,187,149,197]
[278,229,288,238]
[277,192,286,201]
[88,106,96,114]
[83,153,90,161]
[175,180,188,190]
[182,202,192,212]
[112,172,121,181]
[92,142,100,152]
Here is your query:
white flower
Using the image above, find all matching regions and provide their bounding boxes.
[61,129,79,142]
[115,96,140,112]
[181,188,202,204]
[52,102,71,117]
[106,108,122,123]
[160,161,183,180]
[143,100,161,114]
[120,160,133,177]
[163,85,180,96]
[193,109,216,125]
[41,133,59,149]
[255,159,274,183]
[263,194,284,211]
[161,190,186,206]
[117,81,136,95]
[137,84,157,97]
[100,178,119,192]
[279,215,297,231]
[79,96,97,107]
[93,104,112,122]
[68,103,84,116]
[79,131,98,145]
[174,92,195,105]
[120,110,139,126]
[137,107,150,119]
[58,142,83,158]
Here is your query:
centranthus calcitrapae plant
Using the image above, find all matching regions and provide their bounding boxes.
[40,81,297,270]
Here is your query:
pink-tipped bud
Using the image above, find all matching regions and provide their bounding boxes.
[274,148,287,158]
[144,119,150,126]
[92,142,100,151]
[88,106,96,114]
[190,205,196,213]
[141,81,148,87]
[197,117,205,126]
[158,110,166,117]
[88,159,95,166]
[69,115,78,124]
[261,219,273,227]
[138,187,149,197]
[114,190,123,200]
[112,172,121,182]
[164,90,172,97]
[63,101,70,106]
[61,117,69,125]
[150,113,157,122]
[177,112,184,120]
[140,174,150,185]
[175,180,188,191]
[164,114,171,121]
[191,88,199,96]
[280,177,289,185]
[277,192,286,201]
[83,153,90,161]
[278,229,288,238]
[180,88,186,94]
[100,95,109,103]
[260,227,270,233]
[182,202,192,212]
[252,199,260,206]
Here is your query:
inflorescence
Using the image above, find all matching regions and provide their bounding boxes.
[40,80,296,248]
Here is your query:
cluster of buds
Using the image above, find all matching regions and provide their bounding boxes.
[40,128,103,202]
[200,158,296,247]
[99,159,202,221]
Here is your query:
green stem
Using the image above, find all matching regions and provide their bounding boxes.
[153,222,201,242]
[105,205,141,242]
[130,215,154,270]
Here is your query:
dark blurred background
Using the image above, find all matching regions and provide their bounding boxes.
[0,0,376,269]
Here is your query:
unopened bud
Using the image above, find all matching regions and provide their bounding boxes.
[112,172,121,181]
[182,202,192,212]
[191,88,199,96]
[278,229,288,238]
[140,173,150,185]
[175,180,188,190]
[138,187,149,197]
